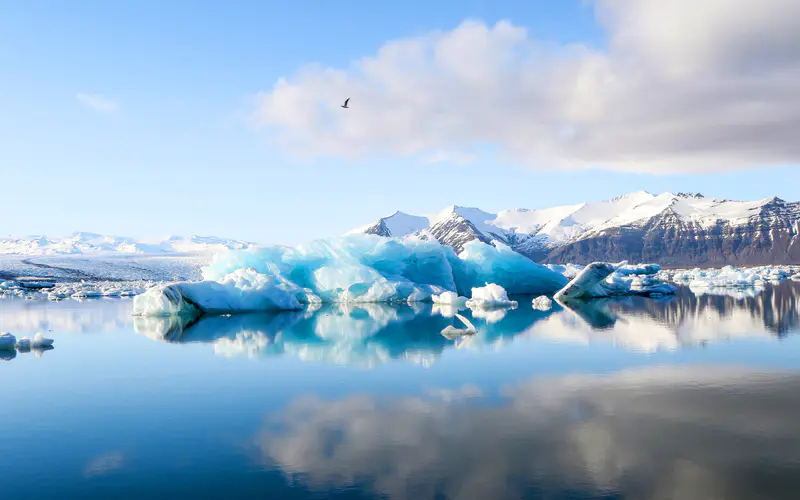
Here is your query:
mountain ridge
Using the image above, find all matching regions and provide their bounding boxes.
[349,191,800,265]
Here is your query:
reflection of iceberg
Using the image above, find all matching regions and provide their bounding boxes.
[135,304,453,368]
[689,285,764,299]
[557,298,621,330]
[534,284,800,352]
[133,235,568,316]
[133,302,562,366]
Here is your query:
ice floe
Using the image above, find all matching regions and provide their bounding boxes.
[0,331,55,358]
[663,265,800,289]
[554,262,676,301]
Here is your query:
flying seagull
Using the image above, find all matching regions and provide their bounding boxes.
[341,97,350,109]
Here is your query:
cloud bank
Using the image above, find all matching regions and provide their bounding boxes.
[255,0,800,173]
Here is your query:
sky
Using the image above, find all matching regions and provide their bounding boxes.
[2,0,799,244]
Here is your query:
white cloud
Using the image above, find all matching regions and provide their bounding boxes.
[254,1,800,173]
[76,93,118,114]
[423,150,477,165]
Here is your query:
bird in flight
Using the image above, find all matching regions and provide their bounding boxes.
[341,98,350,109]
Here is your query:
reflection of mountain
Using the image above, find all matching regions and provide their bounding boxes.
[133,303,561,367]
[637,281,800,337]
[256,366,800,500]
[536,282,800,351]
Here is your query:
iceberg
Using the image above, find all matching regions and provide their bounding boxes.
[432,291,468,307]
[133,235,568,316]
[440,313,477,339]
[465,283,518,309]
[554,262,676,301]
[16,333,54,350]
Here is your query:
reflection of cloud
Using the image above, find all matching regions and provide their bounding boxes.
[82,451,124,478]
[256,367,800,500]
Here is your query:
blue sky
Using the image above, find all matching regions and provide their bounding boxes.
[2,0,798,244]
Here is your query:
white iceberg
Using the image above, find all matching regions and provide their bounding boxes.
[432,291,468,306]
[465,283,518,309]
[0,332,17,350]
[133,235,567,316]
[532,295,553,311]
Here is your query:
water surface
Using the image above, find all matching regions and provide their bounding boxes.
[2,283,800,499]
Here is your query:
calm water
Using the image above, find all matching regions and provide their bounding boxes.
[2,283,800,499]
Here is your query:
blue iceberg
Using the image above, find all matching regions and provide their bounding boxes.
[133,235,569,316]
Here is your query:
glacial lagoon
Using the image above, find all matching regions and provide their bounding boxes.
[2,283,800,499]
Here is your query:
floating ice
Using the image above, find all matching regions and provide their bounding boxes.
[465,283,518,309]
[432,291,467,307]
[440,313,477,339]
[0,333,17,350]
[554,262,676,301]
[667,265,800,289]
[532,295,554,311]
[16,333,54,350]
[133,235,567,316]
[554,263,617,301]
[615,263,661,276]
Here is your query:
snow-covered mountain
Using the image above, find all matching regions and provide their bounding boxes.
[348,191,800,265]
[0,232,257,256]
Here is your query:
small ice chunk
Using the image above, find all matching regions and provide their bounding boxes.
[532,295,553,311]
[465,283,518,309]
[432,291,468,306]
[0,333,17,350]
[440,312,477,339]
[16,332,55,350]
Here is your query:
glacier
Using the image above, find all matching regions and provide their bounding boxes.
[132,235,570,316]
